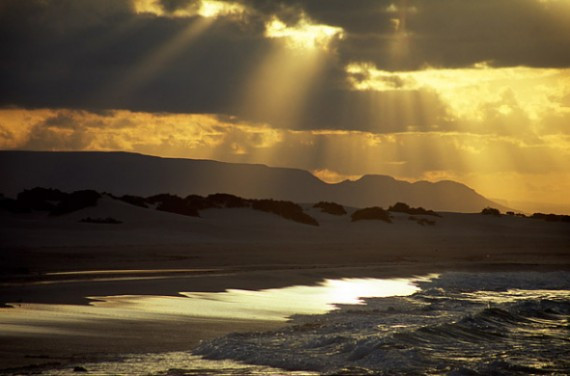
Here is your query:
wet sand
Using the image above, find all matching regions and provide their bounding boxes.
[1,264,568,373]
[1,314,282,372]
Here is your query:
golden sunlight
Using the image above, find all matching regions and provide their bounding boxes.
[264,14,344,50]
[238,45,325,129]
[2,107,569,213]
[238,14,344,130]
[3,1,570,372]
[312,169,361,184]
[133,0,246,19]
[196,0,246,18]
[345,62,570,121]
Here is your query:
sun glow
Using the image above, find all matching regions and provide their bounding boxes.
[133,0,246,19]
[345,62,570,121]
[197,0,246,18]
[264,14,344,50]
[2,107,570,213]
[237,14,344,131]
[312,169,361,184]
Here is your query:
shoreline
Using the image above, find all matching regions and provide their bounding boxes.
[1,200,568,373]
[3,261,569,306]
[1,262,569,373]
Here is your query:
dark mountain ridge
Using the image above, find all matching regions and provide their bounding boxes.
[0,151,507,212]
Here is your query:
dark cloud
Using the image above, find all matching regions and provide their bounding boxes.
[0,1,268,113]
[258,0,570,69]
[0,0,569,132]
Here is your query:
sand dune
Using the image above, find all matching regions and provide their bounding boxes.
[1,196,567,280]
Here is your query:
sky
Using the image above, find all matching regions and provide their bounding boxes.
[0,0,569,213]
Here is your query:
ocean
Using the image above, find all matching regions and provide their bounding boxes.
[45,271,570,375]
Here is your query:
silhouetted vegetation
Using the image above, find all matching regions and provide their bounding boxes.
[148,193,200,217]
[206,193,249,208]
[118,194,148,208]
[351,207,392,223]
[481,207,501,216]
[408,216,436,226]
[183,194,209,210]
[145,193,319,225]
[3,188,322,225]
[51,190,101,215]
[18,188,64,209]
[388,202,441,217]
[17,187,67,211]
[80,217,122,224]
[506,211,532,218]
[530,213,570,223]
[0,187,101,215]
[252,199,319,226]
[0,196,29,213]
[313,201,347,215]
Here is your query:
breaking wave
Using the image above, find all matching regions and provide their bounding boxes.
[195,272,570,375]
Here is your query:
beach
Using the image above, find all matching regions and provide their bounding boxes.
[1,198,569,373]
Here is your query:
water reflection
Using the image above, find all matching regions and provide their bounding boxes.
[0,276,428,336]
[48,352,317,376]
[97,277,423,321]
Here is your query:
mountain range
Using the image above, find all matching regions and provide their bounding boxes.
[0,151,507,212]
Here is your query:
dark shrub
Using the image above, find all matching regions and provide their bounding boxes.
[351,207,392,223]
[313,201,347,215]
[531,213,570,223]
[147,193,177,204]
[184,194,211,210]
[389,202,411,212]
[80,217,122,224]
[207,193,249,208]
[0,197,30,213]
[148,193,200,217]
[531,213,557,222]
[17,187,67,211]
[148,193,318,224]
[481,207,501,216]
[252,199,319,226]
[388,202,441,217]
[51,190,100,215]
[506,211,515,216]
[119,195,148,208]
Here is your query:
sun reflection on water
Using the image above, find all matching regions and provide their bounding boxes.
[0,276,430,337]
[94,277,425,321]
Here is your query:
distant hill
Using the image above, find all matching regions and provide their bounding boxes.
[0,151,508,212]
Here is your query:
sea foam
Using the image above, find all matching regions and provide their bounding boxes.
[195,272,570,375]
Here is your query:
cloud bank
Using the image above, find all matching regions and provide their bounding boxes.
[0,0,569,212]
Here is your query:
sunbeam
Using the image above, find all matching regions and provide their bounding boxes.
[238,13,343,129]
[108,17,214,102]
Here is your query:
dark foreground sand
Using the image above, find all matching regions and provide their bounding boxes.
[0,198,568,373]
